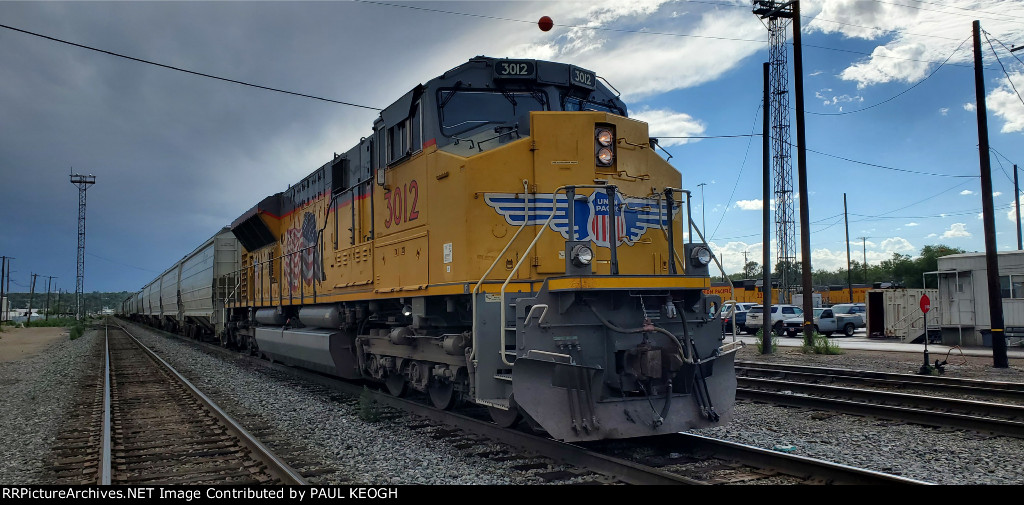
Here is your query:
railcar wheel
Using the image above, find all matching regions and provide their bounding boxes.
[488,396,521,428]
[428,381,457,410]
[385,375,408,397]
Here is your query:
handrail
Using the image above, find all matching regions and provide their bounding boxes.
[499,185,569,365]
[470,180,535,362]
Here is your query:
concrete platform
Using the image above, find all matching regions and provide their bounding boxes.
[724,330,1024,359]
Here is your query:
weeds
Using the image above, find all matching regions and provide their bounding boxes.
[358,386,381,422]
[802,333,844,355]
[753,328,778,353]
[70,324,85,340]
[26,317,80,328]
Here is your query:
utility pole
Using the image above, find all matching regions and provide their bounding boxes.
[70,172,97,320]
[0,256,8,322]
[845,194,853,303]
[1015,164,1021,250]
[973,20,1008,368]
[3,259,10,322]
[761,61,773,354]
[857,236,868,283]
[56,289,62,318]
[44,276,57,320]
[27,273,38,325]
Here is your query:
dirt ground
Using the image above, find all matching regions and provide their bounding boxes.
[0,326,70,362]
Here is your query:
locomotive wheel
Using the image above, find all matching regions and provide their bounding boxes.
[385,375,408,397]
[428,381,457,410]
[488,396,521,428]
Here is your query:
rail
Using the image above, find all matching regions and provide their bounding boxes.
[99,326,111,485]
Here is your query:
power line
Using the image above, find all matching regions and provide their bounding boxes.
[873,0,1024,24]
[984,31,1024,109]
[802,145,978,178]
[807,35,972,116]
[0,23,383,111]
[710,99,763,241]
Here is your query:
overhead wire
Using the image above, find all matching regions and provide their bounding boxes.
[984,31,1024,110]
[709,99,763,241]
[0,23,383,111]
[806,35,972,116]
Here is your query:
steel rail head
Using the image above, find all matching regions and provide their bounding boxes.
[111,321,307,485]
[100,324,111,485]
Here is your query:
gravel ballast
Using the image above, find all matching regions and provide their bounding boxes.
[690,344,1024,485]
[124,323,586,485]
[0,327,99,484]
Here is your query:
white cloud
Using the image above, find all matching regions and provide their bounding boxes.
[939,107,949,116]
[988,71,1024,133]
[735,199,763,211]
[880,237,915,252]
[941,223,971,238]
[906,222,919,227]
[630,107,705,146]
[978,212,984,220]
[512,3,766,101]
[804,1,1024,93]
[960,189,974,195]
[927,233,938,238]
[964,102,977,112]
[994,192,1003,197]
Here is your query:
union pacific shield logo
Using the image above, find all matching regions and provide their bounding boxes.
[484,191,674,247]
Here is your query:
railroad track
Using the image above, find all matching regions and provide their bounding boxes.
[737,361,1024,400]
[50,322,305,485]
[736,362,1024,438]
[116,318,927,485]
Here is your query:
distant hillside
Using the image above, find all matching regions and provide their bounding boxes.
[2,291,132,315]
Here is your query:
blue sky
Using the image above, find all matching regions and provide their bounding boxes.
[1,1,1023,294]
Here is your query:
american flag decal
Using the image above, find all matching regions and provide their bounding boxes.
[484,190,675,248]
[284,211,323,292]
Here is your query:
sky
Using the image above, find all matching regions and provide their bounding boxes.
[1,0,1023,295]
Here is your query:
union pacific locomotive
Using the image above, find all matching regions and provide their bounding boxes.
[124,56,738,442]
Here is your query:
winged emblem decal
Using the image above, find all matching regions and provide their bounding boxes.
[483,191,675,248]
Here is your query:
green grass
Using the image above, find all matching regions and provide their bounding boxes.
[25,317,81,328]
[69,323,85,340]
[801,333,845,355]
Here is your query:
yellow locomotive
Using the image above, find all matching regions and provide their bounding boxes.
[221,56,737,442]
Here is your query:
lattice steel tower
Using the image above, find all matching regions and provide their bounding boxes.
[70,172,96,320]
[753,1,797,302]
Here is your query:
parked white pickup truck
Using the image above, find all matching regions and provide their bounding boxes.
[782,304,865,337]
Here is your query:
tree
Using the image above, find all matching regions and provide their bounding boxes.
[742,261,761,279]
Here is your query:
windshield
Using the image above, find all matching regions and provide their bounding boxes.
[813,308,825,317]
[563,95,625,116]
[438,89,547,137]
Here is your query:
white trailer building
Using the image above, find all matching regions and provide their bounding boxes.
[926,251,1024,347]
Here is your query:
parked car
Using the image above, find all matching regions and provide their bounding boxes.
[745,304,803,335]
[830,303,866,328]
[722,302,757,334]
[782,306,861,337]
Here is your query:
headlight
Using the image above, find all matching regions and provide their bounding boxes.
[691,246,712,267]
[571,244,594,267]
[595,128,614,146]
[596,147,614,166]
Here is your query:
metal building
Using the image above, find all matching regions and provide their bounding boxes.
[927,251,1024,347]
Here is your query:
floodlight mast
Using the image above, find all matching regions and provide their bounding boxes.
[70,172,96,320]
